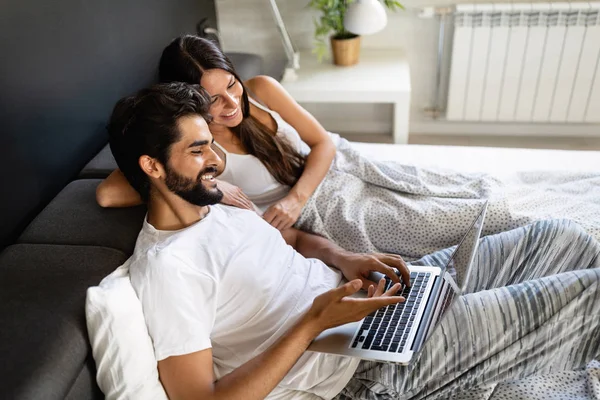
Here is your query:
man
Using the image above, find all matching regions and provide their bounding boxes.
[109,82,600,400]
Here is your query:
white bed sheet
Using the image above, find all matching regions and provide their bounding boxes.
[351,143,599,176]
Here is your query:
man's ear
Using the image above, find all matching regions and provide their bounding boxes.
[139,155,164,179]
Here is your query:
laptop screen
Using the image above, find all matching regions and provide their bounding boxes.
[444,201,488,293]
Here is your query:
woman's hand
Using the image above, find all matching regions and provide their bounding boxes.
[217,180,256,211]
[263,194,304,231]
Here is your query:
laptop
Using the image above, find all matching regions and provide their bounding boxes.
[307,201,488,364]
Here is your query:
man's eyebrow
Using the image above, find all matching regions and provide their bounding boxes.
[188,140,210,148]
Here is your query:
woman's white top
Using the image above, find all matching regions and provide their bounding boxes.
[214,97,310,213]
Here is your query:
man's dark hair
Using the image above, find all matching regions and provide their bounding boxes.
[107,82,212,201]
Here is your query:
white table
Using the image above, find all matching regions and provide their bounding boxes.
[282,49,412,144]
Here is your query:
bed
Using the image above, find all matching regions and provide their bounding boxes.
[320,140,600,399]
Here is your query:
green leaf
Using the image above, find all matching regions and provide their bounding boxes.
[384,0,405,10]
[311,38,329,62]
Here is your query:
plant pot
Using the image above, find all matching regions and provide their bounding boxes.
[330,35,361,66]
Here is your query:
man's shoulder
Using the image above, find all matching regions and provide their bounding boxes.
[129,243,193,277]
[129,225,205,279]
[137,204,254,249]
[129,205,267,277]
[128,243,214,294]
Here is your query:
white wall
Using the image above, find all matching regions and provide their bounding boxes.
[216,0,600,137]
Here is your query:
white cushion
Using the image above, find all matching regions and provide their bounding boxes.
[86,263,168,400]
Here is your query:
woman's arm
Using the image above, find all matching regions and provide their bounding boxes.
[248,75,336,230]
[96,169,143,208]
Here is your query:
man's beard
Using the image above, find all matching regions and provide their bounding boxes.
[164,165,224,207]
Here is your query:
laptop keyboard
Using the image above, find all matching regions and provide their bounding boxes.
[351,272,431,353]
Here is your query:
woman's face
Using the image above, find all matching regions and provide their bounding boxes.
[200,69,244,128]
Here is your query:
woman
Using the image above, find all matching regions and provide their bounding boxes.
[97,35,336,231]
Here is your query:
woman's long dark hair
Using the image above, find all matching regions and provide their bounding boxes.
[159,35,305,187]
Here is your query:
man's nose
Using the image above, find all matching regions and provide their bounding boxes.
[208,145,223,165]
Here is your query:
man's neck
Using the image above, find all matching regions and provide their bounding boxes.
[146,190,211,231]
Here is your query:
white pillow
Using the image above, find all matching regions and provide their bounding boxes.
[86,263,168,400]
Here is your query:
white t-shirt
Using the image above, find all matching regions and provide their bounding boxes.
[129,205,360,399]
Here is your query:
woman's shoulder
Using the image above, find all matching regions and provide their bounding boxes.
[244,75,282,107]
[244,75,278,91]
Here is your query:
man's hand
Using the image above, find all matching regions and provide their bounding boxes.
[336,252,410,291]
[217,180,256,211]
[302,279,405,334]
[263,193,304,231]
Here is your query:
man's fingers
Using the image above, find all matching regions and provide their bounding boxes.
[383,283,402,297]
[361,278,379,292]
[373,260,401,285]
[373,295,405,308]
[367,285,375,298]
[384,253,404,261]
[334,279,363,299]
[373,278,386,297]
[372,279,401,298]
[381,255,410,287]
[360,294,405,313]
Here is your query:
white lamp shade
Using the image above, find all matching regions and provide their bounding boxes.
[344,0,388,35]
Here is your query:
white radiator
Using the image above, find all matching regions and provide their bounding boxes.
[446,2,600,123]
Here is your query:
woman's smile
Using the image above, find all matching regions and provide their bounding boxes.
[221,107,239,120]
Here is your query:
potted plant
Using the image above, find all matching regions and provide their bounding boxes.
[309,0,404,66]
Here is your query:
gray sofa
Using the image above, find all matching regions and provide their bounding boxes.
[0,169,137,398]
[0,0,265,397]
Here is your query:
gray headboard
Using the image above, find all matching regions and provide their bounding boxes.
[0,0,218,247]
